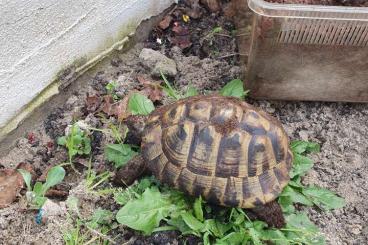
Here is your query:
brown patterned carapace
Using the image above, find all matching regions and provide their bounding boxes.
[141,95,293,208]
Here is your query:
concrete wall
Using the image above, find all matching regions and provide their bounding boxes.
[0,0,175,134]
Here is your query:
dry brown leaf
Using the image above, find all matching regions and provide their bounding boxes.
[170,35,192,49]
[136,76,151,86]
[101,95,116,116]
[184,0,203,19]
[85,93,102,113]
[172,24,190,35]
[45,189,69,198]
[116,95,131,121]
[158,15,173,30]
[200,0,221,12]
[170,22,192,49]
[101,93,132,121]
[0,163,33,208]
[137,76,164,102]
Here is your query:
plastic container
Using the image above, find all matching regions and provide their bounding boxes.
[245,0,368,102]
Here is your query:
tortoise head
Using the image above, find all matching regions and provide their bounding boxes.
[123,115,148,145]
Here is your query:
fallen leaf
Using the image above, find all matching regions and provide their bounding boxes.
[46,141,54,150]
[170,23,192,49]
[101,95,116,116]
[184,0,203,19]
[172,23,190,35]
[137,76,151,86]
[85,93,102,113]
[170,35,192,49]
[116,95,131,121]
[0,163,33,208]
[200,0,221,12]
[100,92,137,121]
[158,15,173,30]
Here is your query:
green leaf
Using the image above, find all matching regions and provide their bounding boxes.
[106,81,118,93]
[290,154,314,178]
[291,141,320,155]
[57,136,67,146]
[167,216,193,235]
[66,196,80,215]
[219,79,247,99]
[116,188,174,235]
[212,26,223,34]
[33,182,43,196]
[181,212,205,231]
[280,186,314,207]
[285,212,325,245]
[128,93,155,115]
[302,186,345,210]
[260,229,289,245]
[194,196,204,222]
[248,227,262,245]
[43,166,66,193]
[82,137,91,155]
[114,191,133,206]
[278,196,295,214]
[204,219,231,238]
[203,232,210,245]
[184,85,199,98]
[216,231,249,245]
[17,169,32,191]
[105,143,138,168]
[34,196,47,208]
[160,71,181,100]
[87,208,113,229]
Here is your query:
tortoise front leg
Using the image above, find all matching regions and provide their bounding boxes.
[250,200,285,228]
[113,155,148,186]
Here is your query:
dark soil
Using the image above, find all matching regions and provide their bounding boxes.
[0,0,367,244]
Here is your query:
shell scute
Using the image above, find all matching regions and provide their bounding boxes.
[142,95,292,208]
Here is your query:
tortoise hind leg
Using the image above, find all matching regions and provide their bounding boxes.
[113,155,148,186]
[250,200,285,228]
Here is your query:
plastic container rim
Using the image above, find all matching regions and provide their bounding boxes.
[248,0,368,21]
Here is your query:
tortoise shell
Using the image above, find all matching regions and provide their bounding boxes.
[141,95,293,208]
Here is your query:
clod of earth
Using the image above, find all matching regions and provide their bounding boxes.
[139,48,177,77]
[158,15,173,30]
[200,0,221,12]
[184,0,203,19]
[115,94,293,229]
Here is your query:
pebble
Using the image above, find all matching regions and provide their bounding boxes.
[349,224,362,235]
[139,48,177,77]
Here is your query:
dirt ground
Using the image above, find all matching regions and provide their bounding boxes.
[0,1,367,244]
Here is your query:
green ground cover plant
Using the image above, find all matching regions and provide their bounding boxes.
[114,141,343,245]
[57,124,91,167]
[112,78,345,244]
[18,166,66,209]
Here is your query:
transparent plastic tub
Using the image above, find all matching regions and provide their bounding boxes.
[245,0,368,102]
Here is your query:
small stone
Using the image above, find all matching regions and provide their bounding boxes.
[349,224,362,235]
[139,48,177,77]
[40,199,67,223]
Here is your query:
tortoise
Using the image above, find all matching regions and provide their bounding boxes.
[115,95,293,228]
